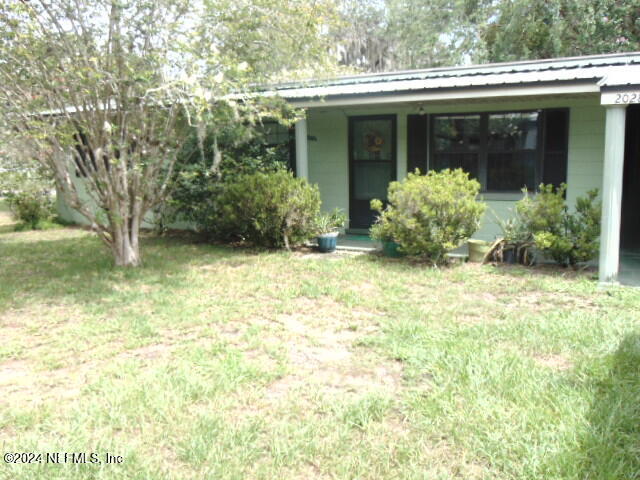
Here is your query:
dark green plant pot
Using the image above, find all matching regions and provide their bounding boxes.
[382,240,404,258]
[503,247,516,264]
[317,232,339,252]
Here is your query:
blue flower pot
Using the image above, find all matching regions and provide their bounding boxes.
[317,232,339,252]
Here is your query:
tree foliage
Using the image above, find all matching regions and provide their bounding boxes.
[482,0,640,62]
[331,0,491,71]
[332,0,392,72]
[388,0,490,68]
[0,0,340,267]
[162,118,294,236]
[332,0,640,71]
[201,0,340,82]
[0,126,53,196]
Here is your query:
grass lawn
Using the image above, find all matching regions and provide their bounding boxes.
[1,203,640,480]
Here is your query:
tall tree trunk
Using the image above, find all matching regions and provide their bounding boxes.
[111,219,142,267]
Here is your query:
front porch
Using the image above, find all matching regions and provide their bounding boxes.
[620,250,640,286]
[282,55,640,286]
[336,234,378,252]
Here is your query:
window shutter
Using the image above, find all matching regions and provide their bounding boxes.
[542,109,569,187]
[407,114,428,174]
[288,127,297,175]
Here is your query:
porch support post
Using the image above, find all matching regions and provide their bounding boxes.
[295,118,309,180]
[599,105,627,284]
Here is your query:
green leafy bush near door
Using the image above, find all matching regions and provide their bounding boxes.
[516,184,601,267]
[370,169,486,262]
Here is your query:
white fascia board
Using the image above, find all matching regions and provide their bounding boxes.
[288,83,600,108]
[598,65,640,87]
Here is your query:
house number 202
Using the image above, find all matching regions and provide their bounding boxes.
[615,92,640,104]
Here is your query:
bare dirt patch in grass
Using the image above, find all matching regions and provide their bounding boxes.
[0,339,177,405]
[284,464,331,480]
[532,353,573,371]
[0,358,85,403]
[118,343,173,361]
[261,355,402,411]
[211,294,401,420]
[293,247,368,260]
[262,301,402,407]
[0,359,30,386]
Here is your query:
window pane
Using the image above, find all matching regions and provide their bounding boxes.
[433,115,480,152]
[488,112,538,151]
[487,112,539,192]
[487,151,536,191]
[352,119,393,161]
[433,153,479,180]
[260,122,291,145]
[542,152,567,188]
[353,163,393,200]
[255,121,295,172]
[542,110,569,188]
[544,110,568,152]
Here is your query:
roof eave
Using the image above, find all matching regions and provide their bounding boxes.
[280,80,601,108]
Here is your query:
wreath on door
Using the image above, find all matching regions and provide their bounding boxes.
[364,130,385,154]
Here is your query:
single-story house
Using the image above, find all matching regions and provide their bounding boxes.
[58,52,640,284]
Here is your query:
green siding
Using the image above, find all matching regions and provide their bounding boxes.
[56,173,157,228]
[56,175,94,225]
[306,95,606,240]
[307,111,349,215]
[57,95,607,243]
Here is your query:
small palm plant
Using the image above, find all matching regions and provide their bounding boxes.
[315,208,347,235]
[315,208,347,252]
[494,208,534,265]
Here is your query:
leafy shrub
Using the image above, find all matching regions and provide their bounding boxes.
[215,168,321,248]
[370,169,486,262]
[6,190,54,230]
[161,125,292,235]
[516,184,601,266]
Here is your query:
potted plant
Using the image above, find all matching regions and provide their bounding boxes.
[315,208,347,253]
[369,199,405,257]
[467,238,493,262]
[495,210,534,265]
[370,217,405,257]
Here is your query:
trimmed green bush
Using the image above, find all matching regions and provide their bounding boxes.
[516,183,601,266]
[370,169,486,262]
[161,129,289,235]
[6,190,54,230]
[215,168,321,249]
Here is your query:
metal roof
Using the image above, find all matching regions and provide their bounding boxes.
[267,52,640,102]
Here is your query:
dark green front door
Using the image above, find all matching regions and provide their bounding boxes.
[348,115,397,229]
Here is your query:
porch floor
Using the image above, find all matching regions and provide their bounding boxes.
[619,249,640,287]
[314,237,640,286]
[336,234,379,252]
